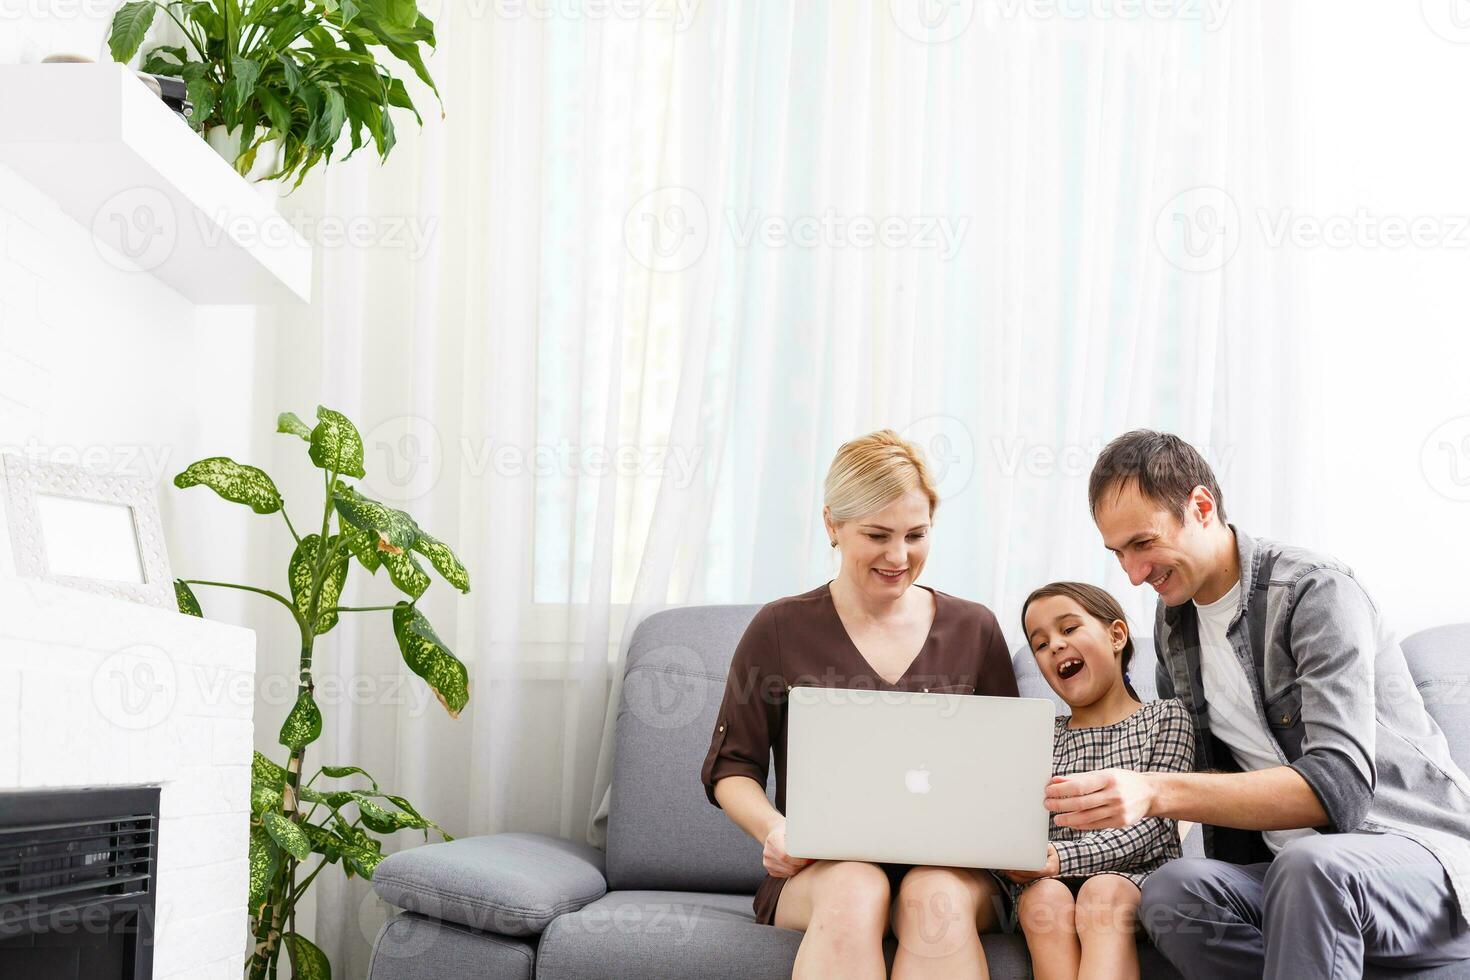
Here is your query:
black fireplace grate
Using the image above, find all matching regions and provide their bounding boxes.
[0,813,157,911]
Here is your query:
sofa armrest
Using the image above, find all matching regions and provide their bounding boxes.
[372,832,607,937]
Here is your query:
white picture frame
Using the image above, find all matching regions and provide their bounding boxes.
[0,454,175,610]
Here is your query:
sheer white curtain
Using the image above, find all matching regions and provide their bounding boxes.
[245,0,1314,970]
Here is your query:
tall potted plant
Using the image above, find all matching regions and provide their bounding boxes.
[107,0,440,186]
[171,406,470,979]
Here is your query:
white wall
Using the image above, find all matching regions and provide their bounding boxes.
[1295,3,1470,636]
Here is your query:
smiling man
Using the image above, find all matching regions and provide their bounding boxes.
[1044,429,1470,979]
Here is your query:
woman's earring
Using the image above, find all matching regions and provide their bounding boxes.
[830,539,837,548]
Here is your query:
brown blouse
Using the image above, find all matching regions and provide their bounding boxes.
[699,582,1019,925]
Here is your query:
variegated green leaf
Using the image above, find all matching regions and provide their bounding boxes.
[341,842,385,879]
[251,781,282,815]
[174,580,202,617]
[288,534,350,633]
[382,548,429,600]
[352,794,409,834]
[309,405,366,478]
[332,484,418,551]
[384,794,445,838]
[253,751,288,791]
[412,530,469,593]
[277,411,312,441]
[283,932,331,980]
[280,688,322,750]
[392,603,469,718]
[263,811,312,862]
[248,823,280,914]
[321,765,379,788]
[174,457,282,514]
[339,522,383,573]
[303,822,343,863]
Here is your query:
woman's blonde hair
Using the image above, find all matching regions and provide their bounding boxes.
[824,429,939,525]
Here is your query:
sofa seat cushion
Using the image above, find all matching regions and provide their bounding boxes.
[373,832,606,937]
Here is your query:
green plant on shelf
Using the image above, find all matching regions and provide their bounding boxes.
[107,0,441,187]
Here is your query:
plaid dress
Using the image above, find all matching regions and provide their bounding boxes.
[1004,697,1196,902]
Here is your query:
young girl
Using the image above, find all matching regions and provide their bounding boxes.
[1001,582,1195,980]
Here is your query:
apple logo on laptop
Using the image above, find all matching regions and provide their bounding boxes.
[904,766,932,794]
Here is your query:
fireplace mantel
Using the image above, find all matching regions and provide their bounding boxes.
[0,576,256,980]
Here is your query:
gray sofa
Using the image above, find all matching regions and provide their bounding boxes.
[366,608,1470,979]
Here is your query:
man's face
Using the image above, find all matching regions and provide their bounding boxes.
[1093,479,1220,606]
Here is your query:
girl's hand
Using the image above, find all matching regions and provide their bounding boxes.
[763,820,812,878]
[1003,844,1059,883]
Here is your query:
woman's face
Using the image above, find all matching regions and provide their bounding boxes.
[826,490,932,602]
[1023,594,1128,708]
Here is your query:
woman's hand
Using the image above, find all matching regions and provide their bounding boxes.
[763,820,812,878]
[1002,843,1059,884]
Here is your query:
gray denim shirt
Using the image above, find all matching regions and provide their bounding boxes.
[1154,525,1470,927]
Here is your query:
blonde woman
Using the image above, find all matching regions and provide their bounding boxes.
[700,429,1019,980]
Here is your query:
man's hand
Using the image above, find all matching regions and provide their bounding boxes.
[1045,769,1156,830]
[1002,843,1059,884]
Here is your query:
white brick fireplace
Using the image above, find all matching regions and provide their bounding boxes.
[0,576,256,980]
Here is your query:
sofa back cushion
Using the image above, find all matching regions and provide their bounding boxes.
[1402,623,1470,776]
[606,604,774,892]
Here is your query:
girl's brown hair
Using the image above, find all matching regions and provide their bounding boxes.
[1021,582,1141,703]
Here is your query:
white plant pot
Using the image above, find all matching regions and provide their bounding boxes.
[205,125,287,205]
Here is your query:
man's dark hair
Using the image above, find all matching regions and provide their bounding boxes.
[1088,429,1226,522]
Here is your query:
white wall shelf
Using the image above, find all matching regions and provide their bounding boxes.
[0,63,311,305]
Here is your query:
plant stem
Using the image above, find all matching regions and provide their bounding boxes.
[281,508,302,545]
[328,604,398,613]
[183,579,298,616]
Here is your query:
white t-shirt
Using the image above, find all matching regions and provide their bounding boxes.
[1194,578,1316,854]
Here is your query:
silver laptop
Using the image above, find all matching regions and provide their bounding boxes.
[784,687,1055,871]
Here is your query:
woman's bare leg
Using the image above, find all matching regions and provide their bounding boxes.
[773,860,891,980]
[1019,879,1081,980]
[1074,875,1141,980]
[889,866,1000,979]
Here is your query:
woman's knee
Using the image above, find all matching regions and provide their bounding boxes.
[810,861,893,926]
[892,867,986,954]
[1018,879,1077,940]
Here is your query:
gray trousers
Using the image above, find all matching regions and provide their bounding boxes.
[1140,832,1470,979]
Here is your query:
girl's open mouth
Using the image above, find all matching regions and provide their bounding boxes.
[1057,658,1085,680]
